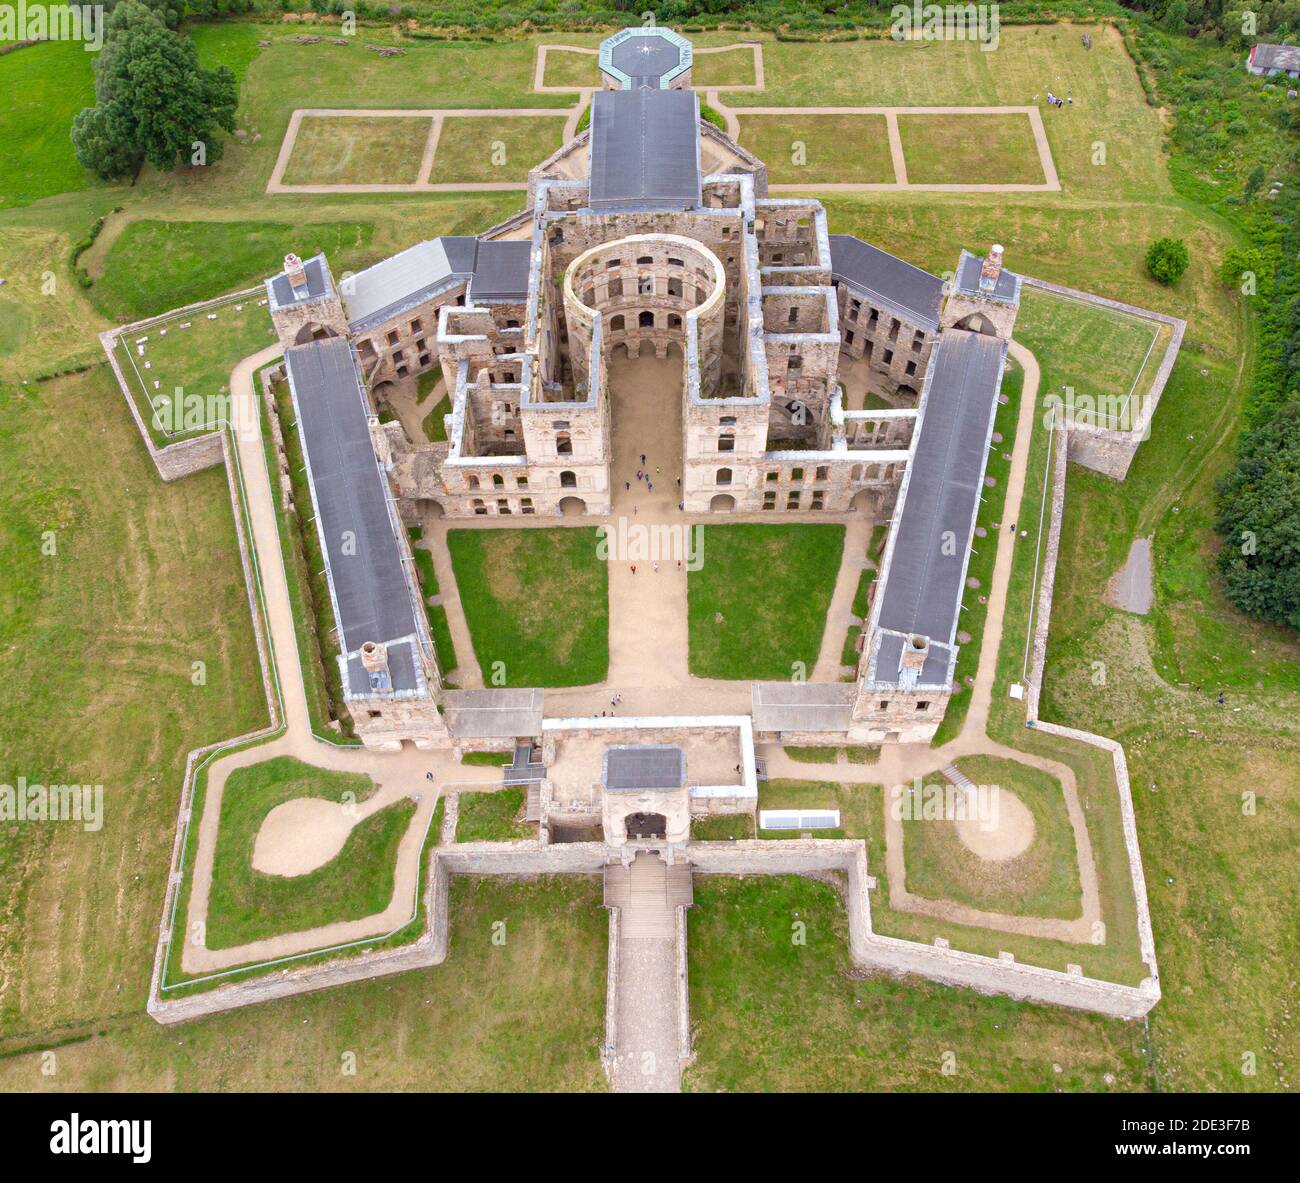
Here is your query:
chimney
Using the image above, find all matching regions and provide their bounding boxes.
[360,641,390,689]
[900,634,930,672]
[979,244,1004,293]
[284,252,308,297]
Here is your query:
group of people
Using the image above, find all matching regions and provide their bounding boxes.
[599,694,624,717]
[1045,90,1072,109]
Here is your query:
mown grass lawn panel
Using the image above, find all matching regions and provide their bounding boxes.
[738,114,894,184]
[428,116,568,184]
[898,113,1044,186]
[689,523,844,680]
[282,115,432,186]
[447,527,609,687]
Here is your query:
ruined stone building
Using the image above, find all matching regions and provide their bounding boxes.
[263,25,1018,750]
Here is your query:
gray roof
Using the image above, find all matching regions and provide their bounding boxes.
[1251,42,1300,71]
[608,31,686,87]
[343,236,476,332]
[603,745,685,791]
[468,239,531,302]
[589,88,701,211]
[751,682,855,734]
[829,235,944,331]
[267,253,333,310]
[284,338,421,695]
[872,632,955,689]
[874,328,1005,651]
[443,688,544,738]
[599,26,693,89]
[955,249,1020,303]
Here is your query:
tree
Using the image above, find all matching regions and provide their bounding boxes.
[1215,401,1300,631]
[1146,236,1190,285]
[71,2,237,181]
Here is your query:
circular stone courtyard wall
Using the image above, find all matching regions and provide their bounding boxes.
[562,233,725,397]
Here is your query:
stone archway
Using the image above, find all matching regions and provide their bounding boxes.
[953,313,998,337]
[625,811,667,840]
[710,493,736,512]
[559,496,587,516]
[294,322,338,345]
[850,488,877,515]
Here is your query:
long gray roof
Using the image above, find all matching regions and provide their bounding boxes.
[874,328,1005,659]
[589,88,701,211]
[1251,42,1300,71]
[603,745,685,791]
[829,235,945,331]
[284,338,421,693]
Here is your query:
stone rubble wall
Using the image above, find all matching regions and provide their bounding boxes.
[603,907,621,1081]
[675,904,693,1068]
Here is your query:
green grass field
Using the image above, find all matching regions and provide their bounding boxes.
[447,527,608,686]
[898,113,1045,185]
[455,788,533,843]
[0,39,95,208]
[737,114,895,184]
[900,756,1083,919]
[757,778,878,841]
[688,523,844,679]
[685,875,1147,1092]
[1017,286,1167,430]
[691,47,758,88]
[428,116,568,184]
[0,876,608,1090]
[114,295,279,446]
[282,115,433,186]
[93,219,376,322]
[0,364,265,1038]
[205,757,414,949]
[541,47,598,88]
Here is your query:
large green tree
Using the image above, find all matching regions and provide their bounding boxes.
[71,1,237,181]
[1215,401,1300,630]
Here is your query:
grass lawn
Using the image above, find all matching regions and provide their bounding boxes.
[898,113,1045,186]
[0,38,95,207]
[455,788,533,843]
[447,527,608,687]
[542,47,598,88]
[461,751,512,767]
[1017,286,1168,430]
[692,813,756,841]
[0,229,110,382]
[416,365,443,404]
[0,365,265,1038]
[688,523,844,679]
[282,115,433,186]
[738,114,895,184]
[728,25,1167,201]
[758,778,878,840]
[422,394,452,442]
[900,755,1084,919]
[685,875,1147,1092]
[428,116,569,184]
[93,219,376,322]
[1,876,608,1090]
[691,46,757,88]
[114,295,279,446]
[280,115,431,184]
[204,757,415,949]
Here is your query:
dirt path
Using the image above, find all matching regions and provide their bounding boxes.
[180,349,500,977]
[811,515,874,683]
[760,339,1103,941]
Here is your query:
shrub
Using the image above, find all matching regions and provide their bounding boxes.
[1145,236,1189,285]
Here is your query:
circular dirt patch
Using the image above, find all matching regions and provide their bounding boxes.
[252,797,360,877]
[955,787,1035,861]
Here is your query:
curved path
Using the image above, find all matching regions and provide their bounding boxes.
[179,348,499,977]
[759,340,1103,942]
